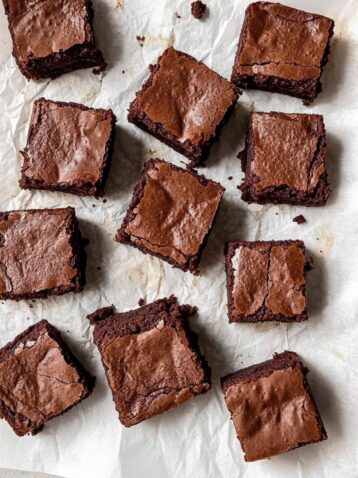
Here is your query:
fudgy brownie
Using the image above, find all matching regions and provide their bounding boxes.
[0,207,85,300]
[240,112,329,206]
[2,0,106,80]
[231,2,334,104]
[0,320,94,436]
[221,351,327,461]
[128,47,238,167]
[225,240,308,323]
[20,98,116,197]
[116,159,224,273]
[87,296,211,427]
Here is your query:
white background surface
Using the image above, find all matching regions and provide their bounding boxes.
[0,0,357,477]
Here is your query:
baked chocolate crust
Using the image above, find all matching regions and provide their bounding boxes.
[116,159,224,273]
[240,112,329,206]
[128,47,238,167]
[231,2,334,104]
[20,98,116,197]
[0,320,95,436]
[225,240,309,323]
[221,351,327,461]
[87,296,211,427]
[0,207,85,300]
[2,0,106,81]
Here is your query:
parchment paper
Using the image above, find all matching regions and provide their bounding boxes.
[0,1,357,477]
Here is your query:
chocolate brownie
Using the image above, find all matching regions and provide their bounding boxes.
[116,159,224,273]
[2,0,106,80]
[191,1,206,19]
[87,296,211,427]
[128,47,238,167]
[0,320,94,436]
[240,112,329,206]
[225,240,308,323]
[231,2,334,104]
[221,351,327,461]
[293,214,306,224]
[0,207,85,300]
[20,98,116,197]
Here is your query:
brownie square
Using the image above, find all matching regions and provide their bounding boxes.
[0,320,94,436]
[240,112,329,206]
[116,159,224,273]
[128,47,238,167]
[2,0,106,80]
[87,296,211,427]
[0,207,85,300]
[20,98,116,197]
[231,2,334,104]
[221,351,327,462]
[225,240,308,323]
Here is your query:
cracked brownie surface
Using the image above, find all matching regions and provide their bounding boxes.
[128,47,238,167]
[240,112,329,206]
[87,296,211,427]
[221,351,327,461]
[231,2,334,104]
[0,207,85,300]
[225,240,308,322]
[0,320,94,436]
[116,159,224,273]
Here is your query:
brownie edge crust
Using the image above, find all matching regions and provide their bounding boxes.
[87,296,211,427]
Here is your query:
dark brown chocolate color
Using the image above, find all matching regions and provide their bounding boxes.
[293,214,307,224]
[0,207,85,300]
[87,296,211,427]
[116,159,224,273]
[240,112,329,206]
[0,320,94,436]
[191,1,206,19]
[20,98,116,197]
[221,351,327,461]
[231,2,334,104]
[128,47,238,167]
[2,0,106,80]
[225,240,308,323]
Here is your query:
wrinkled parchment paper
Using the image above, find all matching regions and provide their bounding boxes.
[0,0,358,477]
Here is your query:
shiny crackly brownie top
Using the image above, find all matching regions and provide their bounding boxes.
[135,47,237,144]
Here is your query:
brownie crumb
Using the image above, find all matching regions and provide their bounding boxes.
[191,1,207,19]
[92,204,96,208]
[228,176,233,180]
[138,298,145,306]
[136,35,145,47]
[103,199,107,203]
[293,214,306,224]
[29,304,33,308]
[176,12,181,19]
[122,70,125,74]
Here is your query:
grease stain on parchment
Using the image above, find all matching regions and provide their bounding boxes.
[254,322,281,333]
[143,32,175,49]
[318,226,335,255]
[115,0,124,10]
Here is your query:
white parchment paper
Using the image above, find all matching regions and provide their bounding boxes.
[0,0,357,477]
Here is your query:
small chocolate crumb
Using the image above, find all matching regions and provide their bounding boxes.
[103,199,107,203]
[236,185,240,189]
[293,214,306,225]
[122,70,125,74]
[175,12,181,18]
[136,35,145,46]
[92,204,96,208]
[191,1,206,19]
[228,176,233,180]
[29,304,33,308]
[138,298,145,306]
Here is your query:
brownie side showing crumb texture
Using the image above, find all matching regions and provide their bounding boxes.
[20,98,116,197]
[221,351,327,461]
[87,296,211,427]
[116,159,224,273]
[231,2,334,104]
[240,112,329,206]
[0,207,85,300]
[225,240,308,323]
[0,320,95,436]
[191,1,207,19]
[2,0,106,80]
[128,47,238,167]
